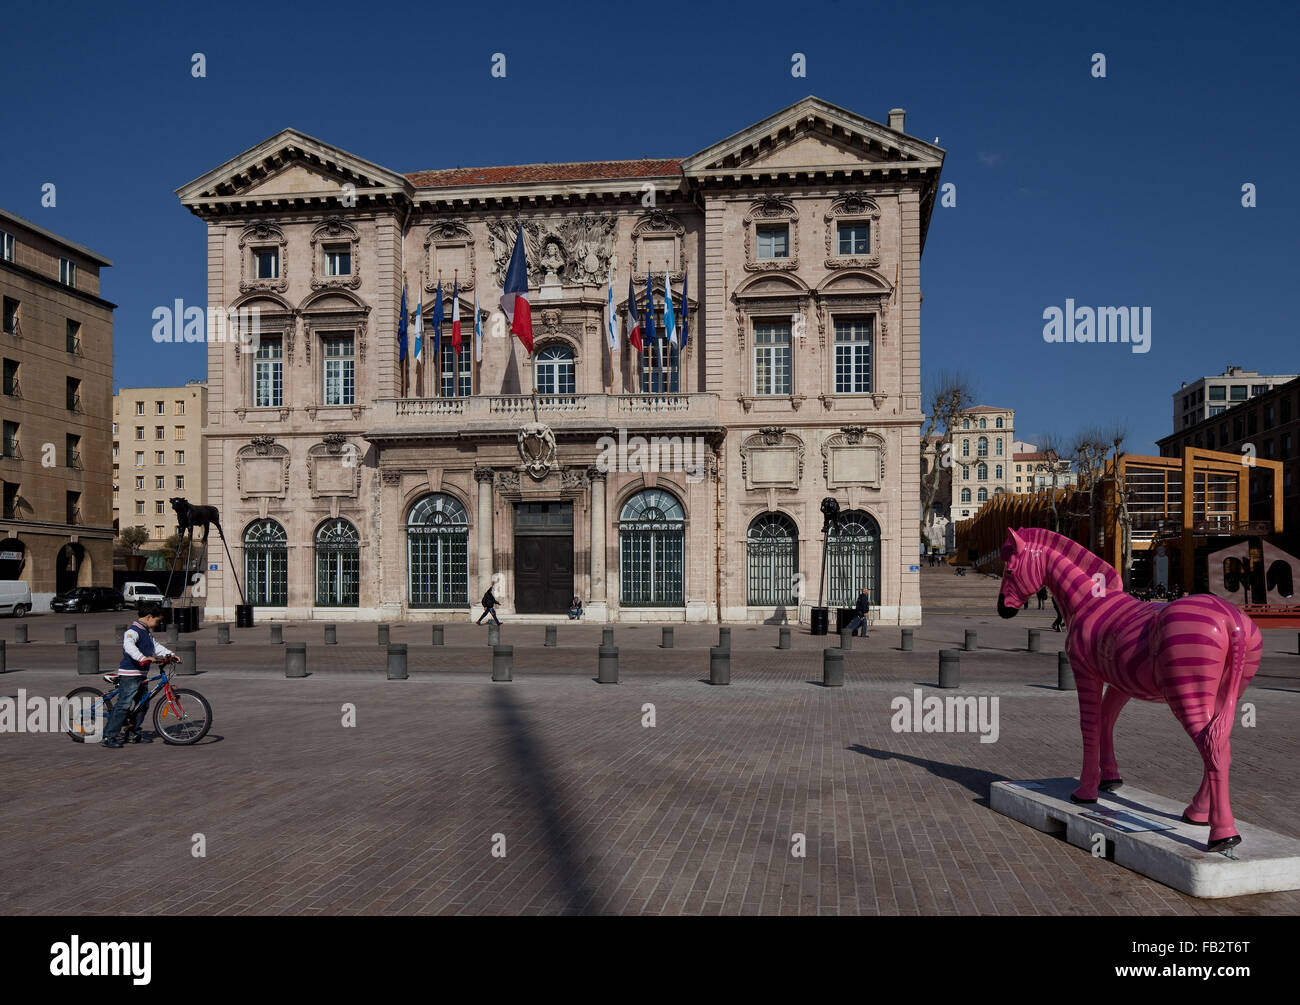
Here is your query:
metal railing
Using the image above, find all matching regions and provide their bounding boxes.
[377,392,720,426]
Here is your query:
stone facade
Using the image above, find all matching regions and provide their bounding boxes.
[177,97,944,623]
[113,381,208,542]
[0,209,115,607]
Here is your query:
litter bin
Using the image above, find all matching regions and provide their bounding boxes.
[835,607,857,633]
[235,604,254,628]
[810,607,829,636]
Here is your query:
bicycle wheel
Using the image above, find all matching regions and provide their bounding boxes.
[65,686,112,743]
[152,687,212,745]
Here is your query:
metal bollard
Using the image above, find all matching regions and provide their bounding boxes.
[1058,650,1075,691]
[487,622,500,647]
[938,649,960,688]
[823,647,845,687]
[174,639,197,675]
[709,646,730,685]
[597,644,619,683]
[15,623,27,644]
[964,629,977,652]
[216,623,231,645]
[76,639,98,675]
[270,623,283,645]
[387,642,408,680]
[840,628,853,650]
[285,642,306,678]
[0,639,5,673]
[1028,629,1041,653]
[65,625,77,644]
[901,628,914,652]
[432,624,444,646]
[377,623,390,647]
[718,626,731,652]
[492,644,513,681]
[778,626,790,650]
[324,624,337,645]
[545,624,557,647]
[661,626,674,649]
[602,625,614,647]
[166,623,180,645]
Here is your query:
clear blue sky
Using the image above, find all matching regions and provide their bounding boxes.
[2,0,1295,453]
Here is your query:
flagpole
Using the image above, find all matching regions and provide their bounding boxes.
[401,270,408,399]
[452,268,459,397]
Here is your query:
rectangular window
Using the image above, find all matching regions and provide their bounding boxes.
[134,426,144,440]
[155,475,165,490]
[440,340,474,397]
[176,450,185,464]
[135,476,144,490]
[154,425,164,439]
[2,482,17,519]
[59,259,76,288]
[66,319,81,354]
[135,500,145,515]
[155,400,165,415]
[135,401,145,415]
[0,232,13,263]
[322,333,355,406]
[325,246,352,276]
[2,421,18,458]
[67,491,81,524]
[1252,384,1268,396]
[1208,385,1225,401]
[753,321,792,395]
[155,500,166,515]
[255,248,279,279]
[1210,405,1225,416]
[1282,397,1292,424]
[154,451,165,464]
[2,297,18,336]
[254,336,283,407]
[175,400,185,415]
[134,451,144,467]
[2,358,17,396]
[755,225,789,259]
[66,434,81,469]
[833,316,873,393]
[1230,385,1247,400]
[837,221,870,256]
[175,474,184,490]
[154,525,165,539]
[65,378,81,412]
[174,425,185,440]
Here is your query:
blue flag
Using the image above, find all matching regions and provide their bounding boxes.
[398,285,408,361]
[680,269,688,350]
[432,280,444,361]
[644,273,656,345]
[663,268,677,348]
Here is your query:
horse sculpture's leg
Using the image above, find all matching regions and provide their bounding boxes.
[1071,673,1105,803]
[1098,686,1130,791]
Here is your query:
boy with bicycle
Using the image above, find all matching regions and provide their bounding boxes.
[101,603,181,748]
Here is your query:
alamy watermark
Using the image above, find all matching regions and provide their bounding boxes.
[890,688,1000,743]
[1042,299,1151,354]
[152,300,261,350]
[594,428,707,483]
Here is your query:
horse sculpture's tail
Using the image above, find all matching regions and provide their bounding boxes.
[1202,612,1259,768]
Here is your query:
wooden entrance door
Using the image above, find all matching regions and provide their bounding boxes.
[514,535,573,614]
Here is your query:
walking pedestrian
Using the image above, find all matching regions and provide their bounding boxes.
[844,587,871,637]
[476,586,501,625]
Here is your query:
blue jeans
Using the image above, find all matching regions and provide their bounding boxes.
[102,674,151,740]
[568,608,582,619]
[845,614,869,637]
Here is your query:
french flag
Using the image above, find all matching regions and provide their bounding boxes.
[626,273,642,352]
[500,229,533,354]
[450,277,462,353]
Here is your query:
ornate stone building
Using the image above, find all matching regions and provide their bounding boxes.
[176,97,943,623]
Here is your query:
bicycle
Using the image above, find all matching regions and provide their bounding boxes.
[65,656,212,745]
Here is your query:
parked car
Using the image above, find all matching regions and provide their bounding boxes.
[0,580,32,617]
[50,587,125,613]
[122,582,166,610]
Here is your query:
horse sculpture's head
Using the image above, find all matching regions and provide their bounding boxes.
[997,528,1042,619]
[169,496,189,515]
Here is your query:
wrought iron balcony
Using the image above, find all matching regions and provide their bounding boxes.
[367,392,723,442]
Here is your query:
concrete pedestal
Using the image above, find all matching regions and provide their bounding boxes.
[990,777,1300,898]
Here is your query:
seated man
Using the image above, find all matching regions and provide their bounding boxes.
[568,595,583,620]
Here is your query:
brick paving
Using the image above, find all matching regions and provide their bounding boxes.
[0,568,1296,915]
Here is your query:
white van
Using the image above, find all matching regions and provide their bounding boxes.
[122,582,166,608]
[0,581,33,617]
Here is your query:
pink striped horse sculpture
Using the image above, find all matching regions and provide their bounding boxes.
[996,528,1261,852]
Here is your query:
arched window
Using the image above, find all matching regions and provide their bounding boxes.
[407,494,468,607]
[244,519,287,607]
[746,512,798,606]
[995,464,1003,479]
[960,488,971,503]
[995,417,1004,428]
[534,344,575,395]
[962,466,970,480]
[978,418,987,429]
[977,436,988,457]
[315,518,359,607]
[977,488,988,502]
[961,439,970,457]
[961,419,970,430]
[995,438,1003,455]
[826,510,880,606]
[619,488,684,606]
[977,463,988,481]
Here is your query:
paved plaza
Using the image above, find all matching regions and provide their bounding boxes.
[1,568,1297,915]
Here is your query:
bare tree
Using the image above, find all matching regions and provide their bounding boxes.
[919,371,976,537]
[1107,426,1133,588]
[1035,432,1066,532]
[1068,427,1111,550]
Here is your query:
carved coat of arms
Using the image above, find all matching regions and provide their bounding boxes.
[518,423,557,480]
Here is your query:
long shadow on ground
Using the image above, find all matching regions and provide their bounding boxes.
[848,744,1009,807]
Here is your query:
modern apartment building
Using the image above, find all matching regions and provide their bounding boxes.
[1174,365,1297,431]
[0,208,115,606]
[113,381,208,543]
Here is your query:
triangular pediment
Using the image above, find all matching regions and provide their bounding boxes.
[176,128,411,211]
[682,96,943,178]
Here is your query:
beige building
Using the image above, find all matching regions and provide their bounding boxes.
[177,97,943,623]
[113,381,208,543]
[0,208,115,607]
[951,406,1014,521]
[1011,450,1075,494]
